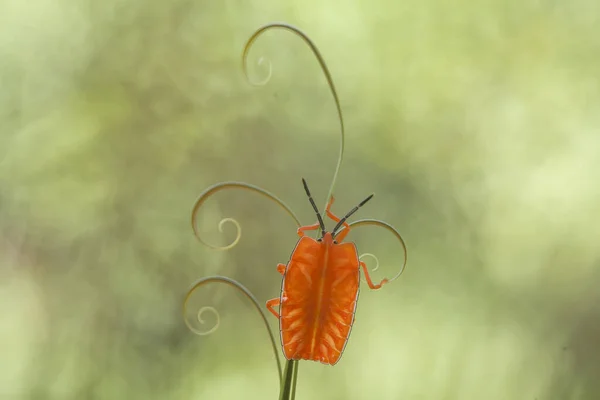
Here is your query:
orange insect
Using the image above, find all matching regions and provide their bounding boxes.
[266,178,388,366]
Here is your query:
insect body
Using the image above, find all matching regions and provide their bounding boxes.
[266,179,388,366]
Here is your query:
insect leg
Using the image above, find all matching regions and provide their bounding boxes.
[325,197,352,241]
[325,196,341,221]
[360,261,389,290]
[266,298,281,319]
[297,222,321,237]
[333,226,351,243]
[277,263,286,275]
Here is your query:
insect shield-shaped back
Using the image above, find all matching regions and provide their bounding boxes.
[266,179,377,365]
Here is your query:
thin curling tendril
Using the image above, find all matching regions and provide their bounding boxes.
[191,182,302,250]
[183,276,283,384]
[246,56,273,86]
[191,306,220,336]
[242,22,345,211]
[345,218,408,284]
[359,253,380,285]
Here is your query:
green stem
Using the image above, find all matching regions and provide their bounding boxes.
[290,362,299,400]
[279,360,299,400]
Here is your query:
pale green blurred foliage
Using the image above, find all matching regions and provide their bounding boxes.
[1,0,599,399]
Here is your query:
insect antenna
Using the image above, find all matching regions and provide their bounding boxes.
[332,193,374,236]
[302,178,326,232]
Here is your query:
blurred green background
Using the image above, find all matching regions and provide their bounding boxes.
[1,0,600,399]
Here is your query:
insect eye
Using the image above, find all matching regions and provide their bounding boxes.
[317,238,323,242]
[333,240,338,244]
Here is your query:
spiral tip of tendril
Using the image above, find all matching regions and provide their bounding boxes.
[218,218,241,250]
[193,217,241,251]
[359,253,380,284]
[185,306,220,336]
[217,216,240,235]
[244,56,273,87]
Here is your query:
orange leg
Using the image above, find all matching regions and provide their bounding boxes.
[266,295,288,319]
[266,298,281,319]
[297,222,321,237]
[360,261,388,290]
[268,265,287,319]
[325,196,351,242]
[277,263,286,275]
[334,225,351,243]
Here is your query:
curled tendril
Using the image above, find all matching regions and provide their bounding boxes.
[346,219,408,283]
[183,276,283,384]
[359,253,380,273]
[188,306,220,336]
[244,56,273,86]
[191,182,301,250]
[242,22,345,210]
[359,253,380,285]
